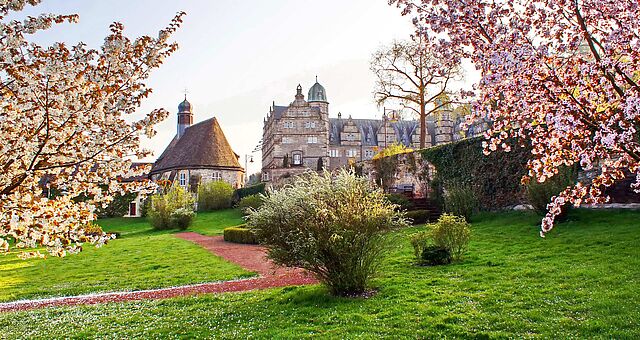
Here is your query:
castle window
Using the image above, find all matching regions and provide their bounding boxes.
[179,173,186,187]
[346,149,357,158]
[329,149,339,157]
[282,136,293,144]
[307,136,318,144]
[305,121,316,129]
[364,150,374,159]
[283,121,295,129]
[347,134,355,141]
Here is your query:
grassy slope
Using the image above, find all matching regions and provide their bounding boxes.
[1,209,639,338]
[0,210,251,303]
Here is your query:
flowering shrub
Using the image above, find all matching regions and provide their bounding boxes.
[248,170,408,296]
[148,185,194,230]
[169,208,195,230]
[429,214,471,261]
[198,181,233,211]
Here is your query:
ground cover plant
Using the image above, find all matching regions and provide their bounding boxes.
[1,209,638,338]
[0,210,252,303]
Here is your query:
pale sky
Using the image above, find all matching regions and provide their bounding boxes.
[19,1,428,175]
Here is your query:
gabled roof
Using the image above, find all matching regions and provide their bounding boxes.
[151,117,243,174]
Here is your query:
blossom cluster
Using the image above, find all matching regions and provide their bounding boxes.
[391,0,640,234]
[0,0,185,257]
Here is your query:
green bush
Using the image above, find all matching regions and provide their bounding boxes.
[429,214,471,261]
[410,231,431,260]
[385,194,414,211]
[526,165,578,219]
[419,245,452,266]
[443,183,479,221]
[148,185,195,230]
[248,170,408,296]
[405,210,431,225]
[96,192,138,218]
[170,207,195,230]
[223,226,258,244]
[236,195,264,215]
[198,181,234,211]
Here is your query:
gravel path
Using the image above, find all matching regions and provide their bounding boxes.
[0,232,317,313]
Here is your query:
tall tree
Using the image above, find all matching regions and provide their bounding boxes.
[391,0,640,235]
[0,1,185,257]
[370,37,463,148]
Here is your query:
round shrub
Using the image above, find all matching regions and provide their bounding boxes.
[223,225,258,244]
[248,170,408,297]
[236,194,264,215]
[170,207,195,230]
[429,213,471,261]
[198,180,234,211]
[148,185,195,230]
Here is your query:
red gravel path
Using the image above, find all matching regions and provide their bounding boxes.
[0,232,317,313]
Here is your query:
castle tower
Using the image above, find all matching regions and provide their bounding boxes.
[434,94,454,145]
[308,76,329,118]
[177,96,193,138]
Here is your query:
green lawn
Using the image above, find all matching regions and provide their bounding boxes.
[0,209,252,303]
[1,209,639,338]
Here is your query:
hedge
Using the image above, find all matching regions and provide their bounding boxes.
[223,225,258,244]
[419,137,530,210]
[233,183,266,203]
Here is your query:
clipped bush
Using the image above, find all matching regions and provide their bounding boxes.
[385,193,414,211]
[443,183,479,221]
[170,207,195,230]
[429,214,471,261]
[236,194,264,215]
[223,225,258,244]
[248,170,408,297]
[198,180,234,211]
[526,165,578,219]
[419,245,452,266]
[148,185,195,230]
[405,209,431,225]
[233,182,267,203]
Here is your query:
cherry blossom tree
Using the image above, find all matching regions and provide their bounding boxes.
[391,0,640,235]
[0,1,185,257]
[371,36,462,148]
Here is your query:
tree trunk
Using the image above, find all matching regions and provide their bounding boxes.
[419,101,426,149]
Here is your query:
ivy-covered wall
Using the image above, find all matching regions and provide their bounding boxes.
[418,137,531,209]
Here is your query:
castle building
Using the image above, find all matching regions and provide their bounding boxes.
[261,79,481,184]
[150,97,245,189]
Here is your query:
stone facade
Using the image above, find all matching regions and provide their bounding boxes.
[261,80,485,184]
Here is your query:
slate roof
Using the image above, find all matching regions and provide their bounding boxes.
[151,117,242,174]
[329,117,437,146]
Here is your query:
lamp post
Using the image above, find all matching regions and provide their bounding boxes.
[244,154,254,186]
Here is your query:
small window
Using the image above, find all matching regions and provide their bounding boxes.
[307,136,318,144]
[347,134,355,141]
[282,136,293,144]
[329,149,339,157]
[282,121,295,129]
[179,173,186,187]
[212,171,222,181]
[346,149,357,158]
[364,150,375,159]
[293,153,302,165]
